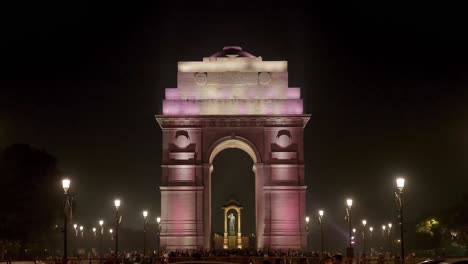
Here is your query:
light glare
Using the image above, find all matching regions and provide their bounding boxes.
[62,179,70,192]
[114,199,121,209]
[396,177,405,190]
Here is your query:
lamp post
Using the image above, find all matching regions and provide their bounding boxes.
[382,225,387,252]
[388,222,393,243]
[369,227,373,254]
[362,219,367,255]
[73,224,78,257]
[318,210,324,256]
[62,179,71,264]
[93,228,97,239]
[114,199,121,260]
[79,225,84,256]
[395,178,405,264]
[142,210,148,256]
[109,229,113,240]
[305,216,310,252]
[156,217,161,255]
[99,220,104,261]
[346,198,354,259]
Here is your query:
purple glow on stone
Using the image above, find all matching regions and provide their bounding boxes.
[287,88,301,99]
[163,99,303,115]
[165,88,179,99]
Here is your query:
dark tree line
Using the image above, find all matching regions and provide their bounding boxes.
[415,194,468,255]
[0,144,62,257]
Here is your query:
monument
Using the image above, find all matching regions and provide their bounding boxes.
[156,46,310,250]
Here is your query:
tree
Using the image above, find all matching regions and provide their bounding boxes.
[443,194,468,250]
[416,217,443,249]
[0,144,61,256]
[415,195,468,254]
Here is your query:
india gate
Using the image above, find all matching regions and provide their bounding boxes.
[156,46,310,250]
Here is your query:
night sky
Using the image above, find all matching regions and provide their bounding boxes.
[2,1,468,252]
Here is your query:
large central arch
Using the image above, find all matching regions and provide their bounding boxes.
[207,137,261,248]
[156,47,310,250]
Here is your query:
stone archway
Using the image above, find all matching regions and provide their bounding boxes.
[156,46,310,250]
[206,137,262,249]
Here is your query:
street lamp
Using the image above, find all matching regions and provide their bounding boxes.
[395,177,405,264]
[362,219,367,255]
[109,229,113,240]
[305,216,310,252]
[318,210,324,256]
[80,225,84,238]
[99,220,104,261]
[114,199,121,258]
[142,210,148,256]
[156,217,161,255]
[346,199,354,259]
[93,227,97,239]
[73,223,78,256]
[388,222,393,253]
[62,179,72,264]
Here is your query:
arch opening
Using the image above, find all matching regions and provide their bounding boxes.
[211,148,255,249]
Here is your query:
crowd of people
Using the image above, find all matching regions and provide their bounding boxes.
[5,248,413,264]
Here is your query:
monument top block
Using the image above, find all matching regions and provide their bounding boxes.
[162,46,303,115]
[179,47,287,73]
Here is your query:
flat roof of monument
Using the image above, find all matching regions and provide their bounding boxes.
[178,60,287,72]
[178,47,288,72]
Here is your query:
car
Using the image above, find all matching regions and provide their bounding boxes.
[417,258,447,264]
[418,258,468,264]
[439,258,468,264]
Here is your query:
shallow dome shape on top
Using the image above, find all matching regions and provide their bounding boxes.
[210,46,256,58]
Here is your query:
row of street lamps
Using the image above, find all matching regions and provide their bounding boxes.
[61,179,162,264]
[305,177,406,263]
[350,223,392,244]
[346,177,406,263]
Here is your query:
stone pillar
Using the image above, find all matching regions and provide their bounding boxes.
[255,163,266,249]
[223,211,228,249]
[203,163,211,249]
[237,211,242,248]
[160,185,204,250]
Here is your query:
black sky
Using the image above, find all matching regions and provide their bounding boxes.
[1,1,468,252]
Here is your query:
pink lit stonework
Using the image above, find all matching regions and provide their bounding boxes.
[156,47,310,250]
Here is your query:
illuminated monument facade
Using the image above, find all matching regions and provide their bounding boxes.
[156,47,310,250]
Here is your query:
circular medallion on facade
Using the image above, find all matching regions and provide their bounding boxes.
[277,134,291,147]
[175,134,190,148]
[175,130,190,148]
[194,72,207,85]
[276,130,292,148]
[258,72,272,85]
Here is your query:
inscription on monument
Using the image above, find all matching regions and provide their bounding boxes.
[207,72,258,85]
